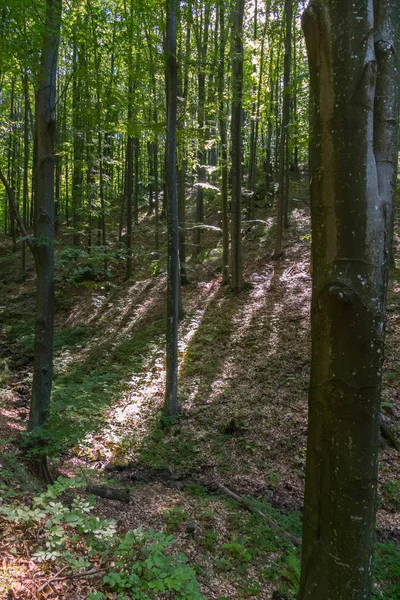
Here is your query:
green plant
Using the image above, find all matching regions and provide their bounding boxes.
[0,452,40,495]
[102,528,204,599]
[267,471,281,490]
[221,540,252,564]
[373,542,400,599]
[238,577,261,598]
[162,506,188,534]
[279,551,300,587]
[55,246,126,284]
[238,439,258,454]
[381,480,400,509]
[184,483,209,499]
[201,528,218,552]
[0,477,204,599]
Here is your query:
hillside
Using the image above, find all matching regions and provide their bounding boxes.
[0,185,399,599]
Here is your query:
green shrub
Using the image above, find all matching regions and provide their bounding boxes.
[0,477,204,600]
[381,480,400,509]
[56,246,126,284]
[373,542,400,599]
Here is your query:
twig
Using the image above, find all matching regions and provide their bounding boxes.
[213,482,302,547]
[0,168,36,259]
[36,567,106,592]
[193,256,215,275]
[36,565,69,592]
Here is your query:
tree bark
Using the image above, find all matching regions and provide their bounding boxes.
[125,3,134,279]
[164,0,180,418]
[177,5,191,285]
[230,0,245,291]
[193,3,210,259]
[28,0,61,433]
[72,39,83,246]
[218,2,229,286]
[273,0,292,258]
[299,1,400,598]
[21,70,30,274]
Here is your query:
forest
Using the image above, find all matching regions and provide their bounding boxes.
[0,0,399,598]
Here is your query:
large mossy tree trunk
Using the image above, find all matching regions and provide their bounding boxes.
[164,0,180,418]
[29,0,62,437]
[299,1,399,598]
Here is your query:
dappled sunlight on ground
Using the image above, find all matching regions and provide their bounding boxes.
[70,277,223,466]
[0,192,399,599]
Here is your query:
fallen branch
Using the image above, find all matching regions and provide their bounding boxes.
[212,482,302,547]
[36,565,69,592]
[37,567,105,592]
[86,485,130,503]
[0,168,34,256]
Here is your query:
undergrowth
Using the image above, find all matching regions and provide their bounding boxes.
[26,318,166,455]
[0,477,204,599]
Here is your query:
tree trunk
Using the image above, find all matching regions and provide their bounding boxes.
[164,0,180,418]
[194,3,210,259]
[299,2,400,598]
[72,40,83,246]
[273,0,292,258]
[218,2,229,285]
[8,78,17,251]
[21,70,29,275]
[230,0,245,291]
[28,0,61,434]
[134,136,140,225]
[177,8,191,285]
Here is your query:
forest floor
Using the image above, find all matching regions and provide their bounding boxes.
[0,180,399,600]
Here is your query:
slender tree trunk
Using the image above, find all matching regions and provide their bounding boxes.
[8,79,17,251]
[134,136,139,225]
[28,0,61,441]
[147,139,154,215]
[31,129,38,228]
[63,82,68,224]
[265,43,275,194]
[194,3,210,258]
[292,8,299,177]
[21,70,29,275]
[164,0,180,418]
[247,0,258,219]
[154,128,159,252]
[126,132,133,275]
[126,60,134,277]
[72,41,82,246]
[273,0,292,258]
[230,0,245,291]
[86,128,94,253]
[218,2,229,285]
[177,12,190,285]
[374,0,400,267]
[299,2,400,598]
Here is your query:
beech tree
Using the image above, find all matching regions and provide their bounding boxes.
[230,0,245,291]
[273,0,292,258]
[299,1,400,598]
[164,0,180,418]
[28,0,62,443]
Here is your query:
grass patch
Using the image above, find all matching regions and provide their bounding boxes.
[138,419,199,475]
[2,319,89,354]
[373,542,400,599]
[27,319,165,455]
